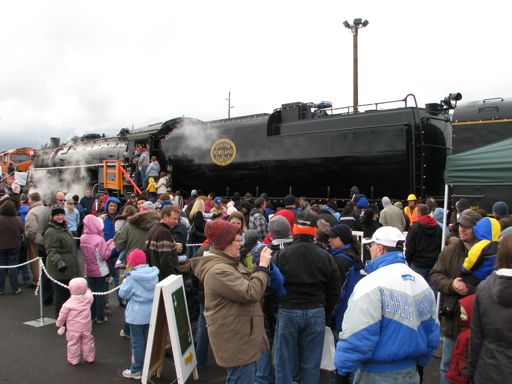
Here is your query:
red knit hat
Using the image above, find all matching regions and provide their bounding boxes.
[205,220,239,250]
[127,248,147,267]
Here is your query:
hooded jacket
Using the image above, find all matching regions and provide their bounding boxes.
[446,294,475,384]
[114,210,160,254]
[118,264,159,325]
[462,217,500,282]
[469,269,512,383]
[405,215,443,269]
[190,249,270,368]
[379,198,406,232]
[55,278,93,332]
[334,251,440,375]
[101,196,121,241]
[80,215,113,278]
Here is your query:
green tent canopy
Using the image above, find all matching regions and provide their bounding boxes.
[445,137,512,185]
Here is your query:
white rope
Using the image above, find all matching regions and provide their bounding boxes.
[0,257,39,269]
[38,258,121,296]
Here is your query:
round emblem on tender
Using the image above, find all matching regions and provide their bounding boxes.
[210,139,236,166]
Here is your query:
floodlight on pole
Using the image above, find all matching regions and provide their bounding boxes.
[343,18,369,113]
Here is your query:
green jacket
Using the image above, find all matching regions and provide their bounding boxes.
[43,221,82,280]
[114,210,160,254]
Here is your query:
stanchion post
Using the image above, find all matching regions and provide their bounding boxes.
[39,260,44,325]
[24,257,55,328]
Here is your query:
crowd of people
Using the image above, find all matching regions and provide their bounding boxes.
[1,179,512,384]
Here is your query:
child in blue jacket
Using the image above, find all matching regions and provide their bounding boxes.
[118,248,159,379]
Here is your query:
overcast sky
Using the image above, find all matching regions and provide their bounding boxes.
[0,0,510,150]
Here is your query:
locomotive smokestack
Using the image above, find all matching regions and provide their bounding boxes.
[50,137,61,148]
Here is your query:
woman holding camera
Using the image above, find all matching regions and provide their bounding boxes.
[44,205,82,318]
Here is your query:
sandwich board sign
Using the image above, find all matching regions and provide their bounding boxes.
[142,274,198,383]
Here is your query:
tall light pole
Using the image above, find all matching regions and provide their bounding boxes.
[226,89,234,118]
[343,18,369,113]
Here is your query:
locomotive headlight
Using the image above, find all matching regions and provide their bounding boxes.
[443,92,463,109]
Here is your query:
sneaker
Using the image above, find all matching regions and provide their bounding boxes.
[96,316,108,324]
[119,329,127,337]
[14,288,21,295]
[121,369,142,379]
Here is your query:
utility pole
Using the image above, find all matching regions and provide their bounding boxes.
[226,90,234,118]
[343,18,369,113]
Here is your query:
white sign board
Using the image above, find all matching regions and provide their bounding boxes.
[142,274,197,384]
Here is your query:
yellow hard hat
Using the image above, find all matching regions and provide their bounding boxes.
[407,194,417,201]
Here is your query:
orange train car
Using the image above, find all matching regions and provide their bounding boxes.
[0,147,33,179]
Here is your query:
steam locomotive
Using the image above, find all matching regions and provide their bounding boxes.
[32,94,456,200]
[451,97,512,210]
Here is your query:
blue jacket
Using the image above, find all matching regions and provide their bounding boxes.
[102,197,121,241]
[119,264,159,324]
[19,205,29,225]
[334,251,440,374]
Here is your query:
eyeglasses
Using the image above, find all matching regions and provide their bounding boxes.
[365,242,378,251]
[232,238,242,243]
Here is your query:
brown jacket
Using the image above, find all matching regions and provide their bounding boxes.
[191,249,269,367]
[431,240,476,338]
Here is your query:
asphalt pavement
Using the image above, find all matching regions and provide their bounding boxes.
[0,278,440,384]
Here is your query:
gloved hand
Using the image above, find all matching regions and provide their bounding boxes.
[55,259,67,272]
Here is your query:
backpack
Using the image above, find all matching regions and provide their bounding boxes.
[331,253,362,332]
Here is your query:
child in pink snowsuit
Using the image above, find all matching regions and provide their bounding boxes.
[56,277,95,365]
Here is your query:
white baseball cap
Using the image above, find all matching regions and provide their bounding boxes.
[362,226,405,248]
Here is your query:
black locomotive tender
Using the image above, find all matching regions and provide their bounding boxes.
[33,94,456,200]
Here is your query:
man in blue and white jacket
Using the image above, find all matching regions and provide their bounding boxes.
[334,226,439,383]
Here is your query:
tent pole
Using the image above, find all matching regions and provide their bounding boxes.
[441,184,449,251]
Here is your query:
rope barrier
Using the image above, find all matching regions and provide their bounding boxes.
[38,259,121,296]
[0,257,120,296]
[0,257,39,269]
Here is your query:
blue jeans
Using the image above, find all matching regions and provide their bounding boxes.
[116,249,127,264]
[87,276,107,321]
[141,165,148,189]
[226,362,256,384]
[439,336,456,384]
[0,248,19,294]
[354,366,419,384]
[256,319,274,384]
[128,323,149,373]
[410,263,437,295]
[195,304,209,369]
[18,240,30,282]
[273,307,325,384]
